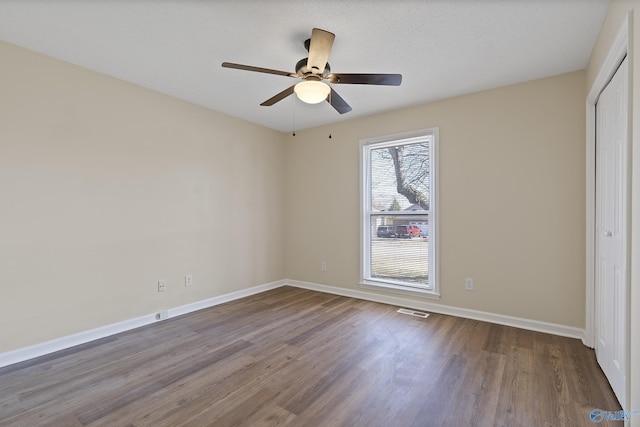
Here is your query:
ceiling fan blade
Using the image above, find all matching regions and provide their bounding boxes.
[327,88,352,114]
[307,28,335,75]
[260,85,296,106]
[327,73,402,86]
[222,62,297,78]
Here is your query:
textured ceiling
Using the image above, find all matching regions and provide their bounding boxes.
[0,0,609,133]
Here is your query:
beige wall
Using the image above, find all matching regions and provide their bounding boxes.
[285,71,586,328]
[586,0,640,418]
[0,41,286,353]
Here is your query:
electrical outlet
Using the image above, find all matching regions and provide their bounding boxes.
[157,280,167,292]
[185,274,193,287]
[465,278,474,291]
[321,261,327,271]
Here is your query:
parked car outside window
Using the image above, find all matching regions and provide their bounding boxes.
[395,224,420,238]
[411,223,429,238]
[377,225,395,238]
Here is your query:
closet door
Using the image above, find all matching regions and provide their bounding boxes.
[595,56,628,406]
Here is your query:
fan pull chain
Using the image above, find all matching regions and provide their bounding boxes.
[328,91,332,138]
[292,95,296,136]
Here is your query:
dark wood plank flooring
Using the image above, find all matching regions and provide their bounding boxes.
[0,286,622,426]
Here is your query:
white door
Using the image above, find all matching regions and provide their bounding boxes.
[595,56,628,406]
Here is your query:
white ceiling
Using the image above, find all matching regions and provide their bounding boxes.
[0,0,609,133]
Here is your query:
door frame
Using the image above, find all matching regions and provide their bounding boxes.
[583,15,631,352]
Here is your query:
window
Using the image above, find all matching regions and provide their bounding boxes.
[360,129,438,298]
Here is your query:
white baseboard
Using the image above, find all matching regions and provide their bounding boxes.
[284,279,586,342]
[168,279,284,318]
[0,313,158,370]
[0,279,285,369]
[0,278,586,369]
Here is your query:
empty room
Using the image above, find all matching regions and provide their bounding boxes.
[1,1,639,426]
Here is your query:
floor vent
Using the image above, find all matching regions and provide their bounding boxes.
[397,308,430,318]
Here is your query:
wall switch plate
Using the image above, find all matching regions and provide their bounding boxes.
[321,262,327,271]
[465,278,474,291]
[157,280,167,292]
[185,274,193,287]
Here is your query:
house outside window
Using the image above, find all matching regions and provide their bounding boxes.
[360,128,439,298]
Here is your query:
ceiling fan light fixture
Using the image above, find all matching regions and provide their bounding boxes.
[294,80,330,104]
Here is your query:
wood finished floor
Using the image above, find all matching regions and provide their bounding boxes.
[0,286,622,426]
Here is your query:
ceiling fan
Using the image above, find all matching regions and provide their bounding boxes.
[221,28,402,114]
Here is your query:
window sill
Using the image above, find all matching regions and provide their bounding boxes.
[360,280,441,300]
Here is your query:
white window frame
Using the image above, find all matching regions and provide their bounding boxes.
[359,128,439,299]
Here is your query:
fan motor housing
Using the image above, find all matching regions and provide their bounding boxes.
[296,58,331,78]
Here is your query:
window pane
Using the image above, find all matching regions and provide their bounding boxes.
[370,142,430,212]
[369,214,429,287]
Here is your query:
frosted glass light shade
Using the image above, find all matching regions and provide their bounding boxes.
[294,81,330,104]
